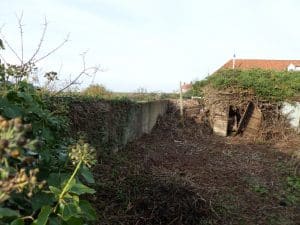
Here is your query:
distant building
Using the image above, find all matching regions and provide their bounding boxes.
[180,82,192,93]
[220,58,300,71]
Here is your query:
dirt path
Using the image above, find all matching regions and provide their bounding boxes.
[93,110,300,225]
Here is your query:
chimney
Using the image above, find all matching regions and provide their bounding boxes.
[232,54,236,69]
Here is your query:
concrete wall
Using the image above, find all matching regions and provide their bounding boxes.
[281,102,300,133]
[69,100,168,151]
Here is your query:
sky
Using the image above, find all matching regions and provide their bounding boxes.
[1,0,300,92]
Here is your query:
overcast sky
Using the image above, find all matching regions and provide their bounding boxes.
[1,0,300,92]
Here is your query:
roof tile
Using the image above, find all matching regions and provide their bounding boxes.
[221,59,300,71]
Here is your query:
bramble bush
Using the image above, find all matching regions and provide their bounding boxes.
[0,34,98,224]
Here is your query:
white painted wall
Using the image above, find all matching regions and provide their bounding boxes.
[281,102,300,132]
[287,64,300,71]
[288,64,296,71]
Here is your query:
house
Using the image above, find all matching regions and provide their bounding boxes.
[220,58,300,71]
[180,82,192,93]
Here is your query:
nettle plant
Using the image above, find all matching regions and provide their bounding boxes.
[0,116,97,225]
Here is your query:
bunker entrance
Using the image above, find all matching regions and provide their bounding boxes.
[227,105,241,136]
[213,101,262,137]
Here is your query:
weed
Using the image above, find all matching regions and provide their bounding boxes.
[252,184,269,196]
[282,176,300,206]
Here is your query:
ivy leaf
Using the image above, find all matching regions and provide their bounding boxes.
[80,165,95,184]
[69,183,96,195]
[11,218,24,225]
[31,192,55,211]
[17,92,34,103]
[47,173,71,188]
[66,217,83,225]
[60,203,80,221]
[48,217,60,225]
[49,186,61,199]
[79,200,97,221]
[0,207,19,218]
[0,98,23,118]
[32,205,52,225]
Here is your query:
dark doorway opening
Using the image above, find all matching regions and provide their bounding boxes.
[227,105,241,135]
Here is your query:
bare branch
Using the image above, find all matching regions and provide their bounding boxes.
[0,33,22,62]
[57,61,63,77]
[54,53,101,95]
[16,12,24,66]
[34,33,70,64]
[27,17,48,64]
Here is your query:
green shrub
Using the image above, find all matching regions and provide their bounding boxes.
[192,69,300,101]
[0,116,97,225]
[0,40,97,225]
[82,84,111,98]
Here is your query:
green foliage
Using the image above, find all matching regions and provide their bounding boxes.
[182,89,193,99]
[192,69,300,101]
[192,79,208,97]
[252,184,268,196]
[282,176,300,206]
[0,64,97,224]
[0,117,97,225]
[0,82,66,146]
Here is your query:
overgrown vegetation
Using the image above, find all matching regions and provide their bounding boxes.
[1,16,299,225]
[111,92,179,102]
[0,18,98,224]
[193,69,300,101]
[0,116,97,225]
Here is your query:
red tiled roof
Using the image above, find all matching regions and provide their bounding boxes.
[220,59,300,71]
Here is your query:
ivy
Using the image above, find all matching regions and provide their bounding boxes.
[0,71,97,225]
[193,69,300,101]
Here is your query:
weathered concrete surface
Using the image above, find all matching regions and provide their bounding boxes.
[69,100,168,151]
[282,102,300,132]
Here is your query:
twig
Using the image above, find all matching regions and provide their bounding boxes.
[54,52,101,95]
[16,12,24,66]
[26,17,48,64]
[34,33,70,64]
[0,33,22,62]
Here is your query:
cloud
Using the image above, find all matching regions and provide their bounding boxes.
[1,0,300,91]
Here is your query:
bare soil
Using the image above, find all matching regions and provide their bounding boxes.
[92,105,300,225]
